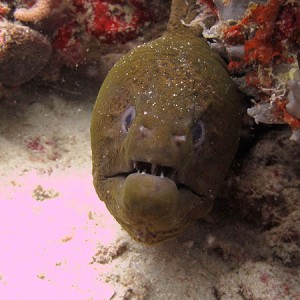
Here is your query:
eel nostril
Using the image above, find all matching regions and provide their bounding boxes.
[139,125,151,137]
[173,135,186,145]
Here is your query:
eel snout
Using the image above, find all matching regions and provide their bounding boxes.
[121,159,204,222]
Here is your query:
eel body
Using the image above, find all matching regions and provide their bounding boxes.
[90,0,242,244]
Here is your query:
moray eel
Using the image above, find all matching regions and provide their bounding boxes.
[91,0,242,244]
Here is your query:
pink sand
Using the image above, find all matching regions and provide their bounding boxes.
[0,169,119,299]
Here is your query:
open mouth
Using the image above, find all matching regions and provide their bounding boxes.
[133,161,176,179]
[106,160,201,197]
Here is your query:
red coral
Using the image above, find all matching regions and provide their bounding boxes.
[223,24,245,45]
[275,3,300,42]
[243,0,283,66]
[50,0,153,65]
[223,0,300,68]
[51,21,84,66]
[275,100,300,129]
[0,3,10,20]
[72,0,86,13]
[197,0,218,16]
[227,60,244,73]
[222,0,300,129]
[86,0,151,43]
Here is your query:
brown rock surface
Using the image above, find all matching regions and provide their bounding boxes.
[0,22,51,86]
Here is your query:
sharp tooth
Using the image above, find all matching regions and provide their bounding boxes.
[160,171,164,178]
[133,161,137,169]
[142,170,146,174]
[137,170,140,173]
[151,164,157,175]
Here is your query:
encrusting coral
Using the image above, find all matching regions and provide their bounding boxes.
[197,0,300,139]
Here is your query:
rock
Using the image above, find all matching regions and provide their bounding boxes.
[0,22,52,86]
[218,128,300,266]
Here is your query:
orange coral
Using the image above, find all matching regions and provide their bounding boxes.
[243,0,283,65]
[275,100,300,129]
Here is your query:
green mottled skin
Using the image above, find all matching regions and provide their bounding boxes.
[91,3,242,244]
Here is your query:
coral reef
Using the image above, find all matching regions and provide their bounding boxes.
[51,0,158,66]
[0,0,168,89]
[197,0,300,138]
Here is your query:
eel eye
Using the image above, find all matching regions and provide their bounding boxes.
[121,106,135,133]
[192,120,205,150]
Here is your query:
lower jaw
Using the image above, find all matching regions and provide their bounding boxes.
[124,224,183,244]
[100,175,206,243]
[118,214,194,244]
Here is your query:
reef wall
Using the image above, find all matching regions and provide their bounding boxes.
[1,0,300,138]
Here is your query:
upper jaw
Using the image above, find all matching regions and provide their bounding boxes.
[104,159,202,198]
[103,160,176,180]
[132,160,177,180]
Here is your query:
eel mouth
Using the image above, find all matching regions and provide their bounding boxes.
[106,160,201,198]
[133,161,176,179]
[102,161,208,244]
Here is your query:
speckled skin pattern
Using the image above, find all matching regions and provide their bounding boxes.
[91,16,242,244]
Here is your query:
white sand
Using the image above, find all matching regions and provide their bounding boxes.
[0,83,299,300]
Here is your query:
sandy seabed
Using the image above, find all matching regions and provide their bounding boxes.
[0,80,299,300]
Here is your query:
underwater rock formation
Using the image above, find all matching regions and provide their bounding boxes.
[197,0,300,138]
[0,22,51,86]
